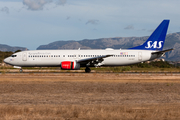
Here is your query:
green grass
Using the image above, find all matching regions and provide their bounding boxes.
[90,67,180,73]
[130,67,180,72]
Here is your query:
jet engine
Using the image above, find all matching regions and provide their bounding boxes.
[61,61,80,70]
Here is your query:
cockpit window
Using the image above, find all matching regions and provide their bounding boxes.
[11,55,17,57]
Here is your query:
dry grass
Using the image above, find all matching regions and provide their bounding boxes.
[0,105,180,120]
[0,73,180,119]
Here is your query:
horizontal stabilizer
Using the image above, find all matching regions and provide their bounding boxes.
[151,48,173,55]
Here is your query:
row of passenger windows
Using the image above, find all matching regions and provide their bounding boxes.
[68,55,135,57]
[112,55,135,57]
[28,54,135,58]
[29,55,60,58]
[68,55,102,57]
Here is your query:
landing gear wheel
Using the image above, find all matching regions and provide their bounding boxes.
[85,67,91,73]
[19,69,23,73]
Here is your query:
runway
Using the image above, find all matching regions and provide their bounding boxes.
[1,71,180,77]
[1,68,180,75]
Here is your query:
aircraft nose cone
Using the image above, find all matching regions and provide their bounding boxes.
[3,58,9,64]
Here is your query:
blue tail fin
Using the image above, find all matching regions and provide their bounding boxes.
[129,20,170,51]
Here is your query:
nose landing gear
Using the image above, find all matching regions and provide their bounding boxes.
[19,69,23,73]
[13,66,23,73]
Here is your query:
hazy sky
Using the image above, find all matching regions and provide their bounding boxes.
[0,0,180,50]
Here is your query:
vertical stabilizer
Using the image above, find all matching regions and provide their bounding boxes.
[129,20,170,51]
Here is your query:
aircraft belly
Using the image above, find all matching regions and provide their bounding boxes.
[103,58,139,66]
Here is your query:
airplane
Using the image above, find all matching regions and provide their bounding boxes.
[4,20,173,73]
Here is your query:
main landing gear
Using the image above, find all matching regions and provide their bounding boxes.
[85,67,91,73]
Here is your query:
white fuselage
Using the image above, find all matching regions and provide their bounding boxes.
[4,49,156,67]
[3,20,170,72]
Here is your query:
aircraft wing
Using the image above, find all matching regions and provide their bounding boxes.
[77,55,113,65]
[151,48,173,55]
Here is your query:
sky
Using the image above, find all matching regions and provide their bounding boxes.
[0,0,180,50]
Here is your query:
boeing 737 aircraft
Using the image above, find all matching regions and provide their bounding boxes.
[4,20,173,73]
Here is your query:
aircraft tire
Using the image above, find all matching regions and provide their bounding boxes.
[19,69,23,73]
[85,67,91,73]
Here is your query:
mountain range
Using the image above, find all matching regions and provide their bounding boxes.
[0,44,27,52]
[1,32,180,61]
[37,32,180,61]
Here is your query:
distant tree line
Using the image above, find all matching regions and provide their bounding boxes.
[130,61,174,68]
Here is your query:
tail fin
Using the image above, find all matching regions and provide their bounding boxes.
[129,20,170,51]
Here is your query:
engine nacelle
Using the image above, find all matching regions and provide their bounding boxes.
[61,61,80,70]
